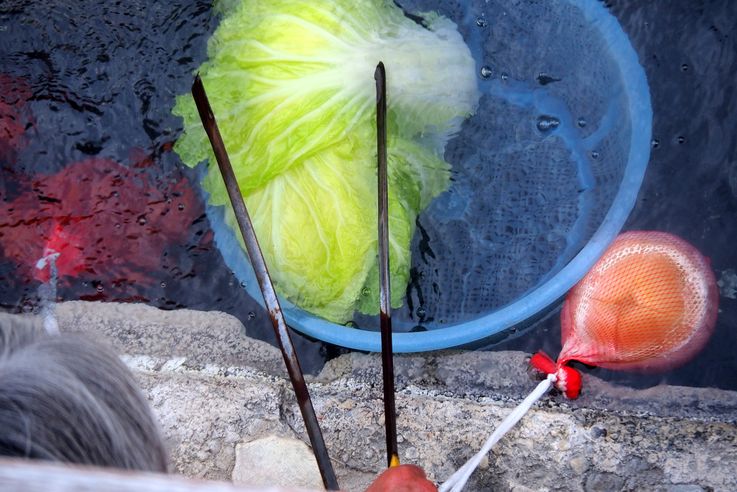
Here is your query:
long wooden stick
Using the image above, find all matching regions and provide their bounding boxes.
[190,75,339,491]
[375,62,399,468]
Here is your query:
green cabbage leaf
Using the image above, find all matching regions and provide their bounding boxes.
[173,0,479,323]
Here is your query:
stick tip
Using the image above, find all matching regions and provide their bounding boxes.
[374,61,386,79]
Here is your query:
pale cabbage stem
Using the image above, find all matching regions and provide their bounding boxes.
[241,40,343,64]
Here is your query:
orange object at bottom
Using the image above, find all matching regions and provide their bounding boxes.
[364,464,437,492]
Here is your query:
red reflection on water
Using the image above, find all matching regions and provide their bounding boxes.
[0,157,204,290]
[0,72,207,298]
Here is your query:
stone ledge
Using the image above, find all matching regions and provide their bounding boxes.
[3,302,736,491]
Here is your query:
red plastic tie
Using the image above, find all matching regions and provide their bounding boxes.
[530,351,582,399]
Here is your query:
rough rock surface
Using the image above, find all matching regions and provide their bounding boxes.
[8,302,736,491]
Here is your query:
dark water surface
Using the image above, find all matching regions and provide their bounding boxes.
[1,1,736,391]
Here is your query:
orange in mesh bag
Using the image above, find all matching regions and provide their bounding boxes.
[531,231,719,398]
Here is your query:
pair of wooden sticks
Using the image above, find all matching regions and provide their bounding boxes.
[191,62,398,491]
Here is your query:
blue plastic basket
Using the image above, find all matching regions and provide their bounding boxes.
[206,0,652,352]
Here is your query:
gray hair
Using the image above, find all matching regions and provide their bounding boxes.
[0,318,169,472]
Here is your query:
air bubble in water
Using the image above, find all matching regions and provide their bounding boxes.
[536,115,560,133]
[500,72,509,81]
[480,66,493,79]
[651,139,660,148]
[247,311,256,320]
[160,282,166,288]
[138,216,147,225]
[96,284,104,292]
[178,204,185,211]
[476,17,487,27]
[416,306,426,318]
[677,135,686,144]
[591,151,600,159]
[577,117,587,128]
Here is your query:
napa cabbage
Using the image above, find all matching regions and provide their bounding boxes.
[173,0,479,323]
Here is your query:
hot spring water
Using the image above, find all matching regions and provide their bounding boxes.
[0,0,736,391]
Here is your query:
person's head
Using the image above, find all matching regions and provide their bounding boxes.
[0,317,168,472]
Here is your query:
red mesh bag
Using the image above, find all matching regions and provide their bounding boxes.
[531,231,719,398]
